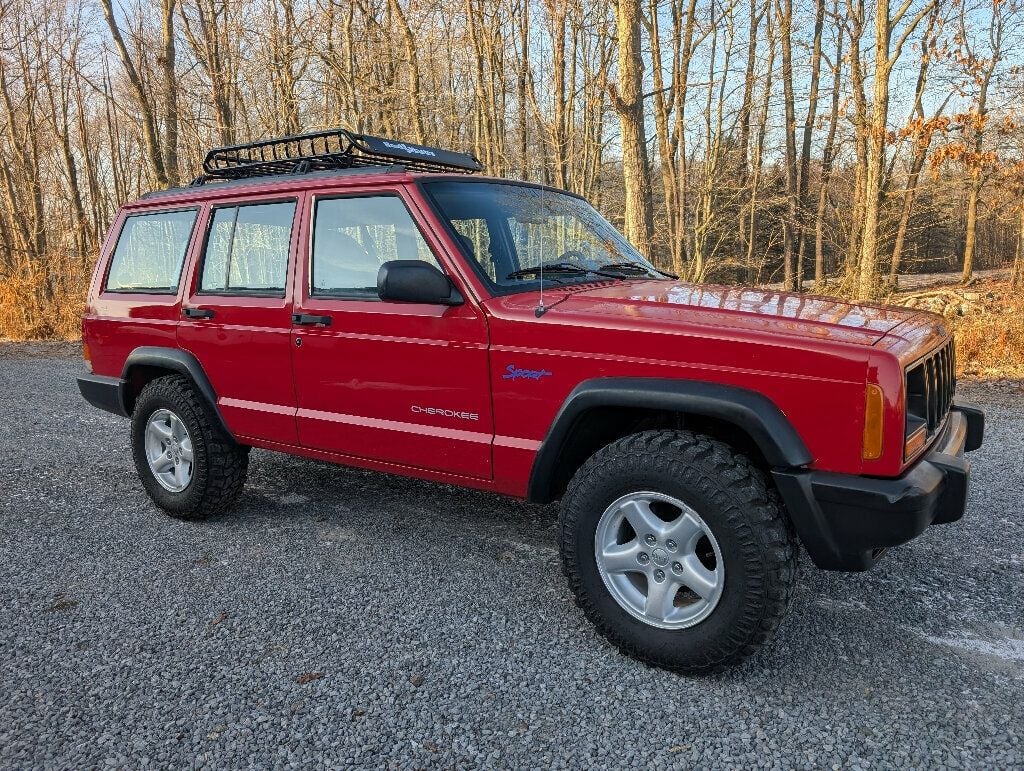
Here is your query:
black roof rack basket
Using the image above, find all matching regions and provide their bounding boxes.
[197,128,483,184]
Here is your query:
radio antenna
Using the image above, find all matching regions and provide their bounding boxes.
[536,181,548,318]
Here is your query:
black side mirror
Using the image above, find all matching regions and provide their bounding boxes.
[377,260,464,306]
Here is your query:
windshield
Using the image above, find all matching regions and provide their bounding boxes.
[422,180,664,291]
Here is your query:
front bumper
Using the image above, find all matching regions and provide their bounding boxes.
[773,403,985,571]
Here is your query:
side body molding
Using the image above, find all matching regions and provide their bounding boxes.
[527,378,813,503]
[121,346,236,441]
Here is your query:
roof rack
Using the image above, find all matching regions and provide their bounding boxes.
[193,128,483,185]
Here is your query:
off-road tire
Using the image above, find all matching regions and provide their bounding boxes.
[559,429,799,674]
[131,375,248,519]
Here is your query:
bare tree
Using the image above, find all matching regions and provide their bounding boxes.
[609,0,654,256]
[99,0,170,186]
[854,0,937,299]
[957,0,1009,283]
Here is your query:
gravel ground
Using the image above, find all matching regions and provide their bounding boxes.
[1,344,1022,769]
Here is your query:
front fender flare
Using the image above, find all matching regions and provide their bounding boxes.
[526,378,812,503]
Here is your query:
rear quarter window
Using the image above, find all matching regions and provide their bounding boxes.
[105,209,199,293]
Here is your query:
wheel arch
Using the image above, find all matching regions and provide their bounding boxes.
[526,378,813,504]
[121,346,236,441]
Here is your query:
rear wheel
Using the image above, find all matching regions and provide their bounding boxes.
[131,375,248,519]
[559,430,798,673]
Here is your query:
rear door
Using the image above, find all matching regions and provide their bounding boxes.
[177,194,302,444]
[290,186,493,478]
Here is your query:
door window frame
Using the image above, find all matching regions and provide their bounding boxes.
[193,197,300,299]
[305,190,453,303]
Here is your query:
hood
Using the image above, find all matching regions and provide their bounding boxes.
[544,280,921,346]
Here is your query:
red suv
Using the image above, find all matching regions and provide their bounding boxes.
[77,129,984,672]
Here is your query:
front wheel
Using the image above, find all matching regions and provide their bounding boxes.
[559,430,798,673]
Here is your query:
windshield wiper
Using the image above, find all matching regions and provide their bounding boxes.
[601,262,678,279]
[505,262,615,281]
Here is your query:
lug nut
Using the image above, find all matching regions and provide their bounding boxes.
[666,539,677,551]
[637,552,650,565]
[645,534,657,546]
[672,562,683,574]
[653,569,666,582]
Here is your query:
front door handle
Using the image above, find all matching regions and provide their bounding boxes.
[292,313,332,326]
[183,307,215,319]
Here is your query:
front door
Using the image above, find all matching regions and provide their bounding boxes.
[290,188,492,478]
[177,195,301,444]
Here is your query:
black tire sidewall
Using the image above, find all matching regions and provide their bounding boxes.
[562,439,780,670]
[131,381,211,517]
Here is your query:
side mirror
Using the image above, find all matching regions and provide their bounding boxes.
[377,260,464,306]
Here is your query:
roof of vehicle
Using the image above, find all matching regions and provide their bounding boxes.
[138,165,414,202]
[130,168,587,209]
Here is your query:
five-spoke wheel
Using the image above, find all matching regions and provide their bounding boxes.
[144,408,194,492]
[595,491,724,629]
[559,429,798,673]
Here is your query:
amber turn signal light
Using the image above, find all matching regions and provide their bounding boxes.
[862,384,884,461]
[904,425,927,460]
[82,339,92,373]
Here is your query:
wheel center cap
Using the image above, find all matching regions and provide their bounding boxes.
[651,548,669,566]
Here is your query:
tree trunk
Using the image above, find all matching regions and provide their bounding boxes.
[610,0,654,256]
[962,170,982,283]
[795,0,824,290]
[778,0,798,290]
[388,0,425,144]
[815,13,843,285]
[647,0,680,273]
[856,0,892,299]
[99,0,168,187]
[1012,204,1024,290]
[161,0,179,186]
[516,0,530,177]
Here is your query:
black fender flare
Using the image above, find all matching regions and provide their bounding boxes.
[526,378,813,503]
[121,346,235,441]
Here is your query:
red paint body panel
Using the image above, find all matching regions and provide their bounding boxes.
[175,193,303,444]
[289,186,493,478]
[82,207,189,377]
[82,170,954,500]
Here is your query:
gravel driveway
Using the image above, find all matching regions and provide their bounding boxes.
[1,344,1021,769]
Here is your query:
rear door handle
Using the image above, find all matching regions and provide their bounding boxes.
[292,313,332,326]
[183,307,215,319]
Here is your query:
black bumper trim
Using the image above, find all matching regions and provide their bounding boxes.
[76,373,129,418]
[773,404,984,572]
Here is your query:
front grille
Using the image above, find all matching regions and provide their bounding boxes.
[905,339,956,439]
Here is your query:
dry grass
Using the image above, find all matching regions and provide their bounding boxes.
[889,278,1024,379]
[0,253,88,341]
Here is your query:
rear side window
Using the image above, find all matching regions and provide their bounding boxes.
[105,209,198,293]
[200,201,296,294]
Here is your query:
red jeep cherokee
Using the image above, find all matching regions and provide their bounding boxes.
[77,129,984,672]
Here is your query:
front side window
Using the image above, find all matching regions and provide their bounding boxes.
[311,195,438,297]
[423,180,663,292]
[200,201,296,294]
[105,209,198,293]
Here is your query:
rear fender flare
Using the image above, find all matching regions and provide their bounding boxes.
[122,346,235,441]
